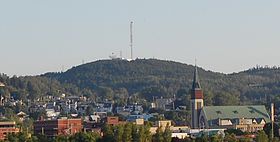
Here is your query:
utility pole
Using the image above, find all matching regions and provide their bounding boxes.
[271,103,274,140]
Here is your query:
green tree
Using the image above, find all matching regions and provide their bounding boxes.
[122,123,133,142]
[55,135,68,142]
[6,132,30,142]
[223,133,238,142]
[143,125,152,142]
[210,134,223,142]
[102,124,114,142]
[163,125,172,142]
[114,125,124,142]
[132,124,140,142]
[85,105,94,116]
[213,92,240,106]
[195,134,209,142]
[239,137,251,142]
[256,130,269,142]
[263,122,280,138]
[69,132,100,142]
[153,126,164,142]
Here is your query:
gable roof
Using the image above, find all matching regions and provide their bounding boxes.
[201,105,270,123]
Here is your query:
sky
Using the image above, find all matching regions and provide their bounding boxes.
[0,0,280,76]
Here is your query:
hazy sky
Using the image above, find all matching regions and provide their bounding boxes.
[1,0,280,76]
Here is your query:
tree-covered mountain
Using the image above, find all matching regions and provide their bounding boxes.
[1,59,280,108]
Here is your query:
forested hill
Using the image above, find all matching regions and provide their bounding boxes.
[1,59,280,106]
[44,59,222,96]
[43,59,280,106]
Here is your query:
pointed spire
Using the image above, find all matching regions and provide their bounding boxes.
[192,64,201,90]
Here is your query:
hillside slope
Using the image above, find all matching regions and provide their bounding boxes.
[43,59,280,105]
[1,59,280,106]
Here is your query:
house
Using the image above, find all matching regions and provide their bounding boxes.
[155,98,174,110]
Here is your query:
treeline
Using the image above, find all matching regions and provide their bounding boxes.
[2,123,173,142]
[3,128,279,142]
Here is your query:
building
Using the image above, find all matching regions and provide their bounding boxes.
[34,118,82,137]
[190,65,204,128]
[199,105,270,132]
[0,121,20,140]
[106,116,119,125]
[155,98,174,110]
[190,65,270,132]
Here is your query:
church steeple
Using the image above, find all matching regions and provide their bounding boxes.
[192,65,201,90]
[190,63,204,128]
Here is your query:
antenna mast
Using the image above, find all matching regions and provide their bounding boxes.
[130,21,133,60]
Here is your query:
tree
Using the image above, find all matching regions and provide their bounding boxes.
[85,105,94,116]
[143,124,152,142]
[55,135,68,142]
[153,126,164,142]
[122,123,133,142]
[223,133,238,142]
[210,134,223,142]
[195,134,209,142]
[132,124,140,142]
[102,124,114,142]
[114,125,124,142]
[69,132,100,142]
[213,92,240,106]
[238,137,251,142]
[256,130,269,142]
[6,132,30,142]
[225,129,244,136]
[263,122,280,138]
[163,124,172,142]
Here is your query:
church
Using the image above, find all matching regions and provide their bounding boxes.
[190,66,271,132]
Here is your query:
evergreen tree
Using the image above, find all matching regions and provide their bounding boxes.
[210,134,223,142]
[256,130,269,142]
[102,124,114,142]
[122,123,133,142]
[143,125,152,142]
[55,135,68,142]
[153,126,164,142]
[132,125,140,142]
[163,124,172,142]
[69,132,100,142]
[114,125,124,142]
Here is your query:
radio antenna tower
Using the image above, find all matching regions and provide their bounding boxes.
[130,21,133,60]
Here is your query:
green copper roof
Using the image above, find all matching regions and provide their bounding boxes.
[202,105,271,123]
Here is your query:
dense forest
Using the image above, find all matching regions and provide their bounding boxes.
[1,59,280,111]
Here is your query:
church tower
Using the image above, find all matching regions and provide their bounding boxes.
[190,65,204,128]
